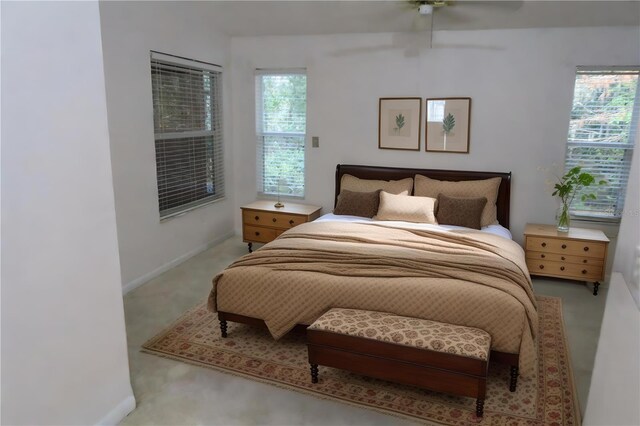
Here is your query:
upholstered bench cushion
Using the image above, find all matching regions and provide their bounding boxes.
[308,308,491,361]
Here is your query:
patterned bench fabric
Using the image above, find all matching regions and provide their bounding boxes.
[309,308,491,361]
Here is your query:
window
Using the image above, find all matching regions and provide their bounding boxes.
[150,51,224,219]
[255,70,307,197]
[565,67,639,220]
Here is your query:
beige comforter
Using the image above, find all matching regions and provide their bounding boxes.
[209,221,538,376]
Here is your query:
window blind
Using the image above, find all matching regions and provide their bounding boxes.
[151,52,224,218]
[565,67,639,219]
[255,70,307,197]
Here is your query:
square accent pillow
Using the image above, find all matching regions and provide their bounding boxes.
[436,194,487,229]
[414,175,500,227]
[375,191,437,224]
[341,174,413,195]
[334,189,381,218]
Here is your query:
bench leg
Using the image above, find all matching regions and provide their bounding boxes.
[509,365,519,392]
[219,319,227,338]
[310,364,319,383]
[476,399,484,417]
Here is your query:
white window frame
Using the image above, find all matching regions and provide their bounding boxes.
[150,51,225,220]
[255,68,307,199]
[564,66,639,222]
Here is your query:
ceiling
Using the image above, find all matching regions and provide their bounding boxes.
[201,1,640,37]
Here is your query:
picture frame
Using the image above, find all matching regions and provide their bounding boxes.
[425,97,471,153]
[378,97,422,151]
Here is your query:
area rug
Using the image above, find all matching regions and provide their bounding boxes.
[142,296,580,425]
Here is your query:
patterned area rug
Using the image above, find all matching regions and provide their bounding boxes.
[142,296,579,425]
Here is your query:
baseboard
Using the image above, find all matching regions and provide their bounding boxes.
[95,394,136,426]
[122,231,236,295]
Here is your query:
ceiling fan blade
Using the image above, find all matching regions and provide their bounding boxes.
[459,1,523,12]
[429,42,505,51]
[429,0,523,28]
[328,44,399,57]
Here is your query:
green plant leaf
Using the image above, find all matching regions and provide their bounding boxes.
[395,113,405,130]
[442,113,455,134]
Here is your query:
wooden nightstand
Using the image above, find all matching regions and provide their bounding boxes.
[524,223,609,295]
[241,201,322,253]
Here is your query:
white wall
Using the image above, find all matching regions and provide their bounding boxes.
[583,272,640,425]
[99,1,235,290]
[1,2,134,424]
[583,129,640,425]
[230,26,639,246]
[612,145,639,306]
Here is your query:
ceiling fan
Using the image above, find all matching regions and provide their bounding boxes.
[407,0,445,48]
[407,0,523,49]
[328,1,522,57]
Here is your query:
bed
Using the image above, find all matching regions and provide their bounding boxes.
[209,164,537,376]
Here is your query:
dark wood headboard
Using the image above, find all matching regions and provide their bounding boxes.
[335,164,512,229]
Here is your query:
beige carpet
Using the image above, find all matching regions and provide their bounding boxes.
[142,296,579,425]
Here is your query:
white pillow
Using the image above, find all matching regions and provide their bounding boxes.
[375,191,438,224]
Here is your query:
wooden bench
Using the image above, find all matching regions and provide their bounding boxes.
[307,308,491,417]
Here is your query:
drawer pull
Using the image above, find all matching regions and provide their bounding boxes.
[289,219,295,225]
[539,265,544,270]
[584,246,589,252]
[561,256,565,261]
[583,259,588,263]
[254,215,260,221]
[582,269,588,274]
[541,242,547,248]
[540,254,545,259]
[272,218,277,223]
[561,244,567,249]
[255,231,260,236]
[560,266,565,271]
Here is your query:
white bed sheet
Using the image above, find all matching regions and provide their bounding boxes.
[314,213,513,240]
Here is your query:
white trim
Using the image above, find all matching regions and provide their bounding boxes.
[159,196,226,222]
[150,51,222,72]
[122,230,236,295]
[576,66,640,74]
[255,67,306,76]
[155,130,215,140]
[95,395,136,426]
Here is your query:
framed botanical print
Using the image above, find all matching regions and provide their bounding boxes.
[425,97,471,153]
[378,97,422,151]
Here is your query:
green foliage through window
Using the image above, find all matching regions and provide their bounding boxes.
[151,54,224,218]
[565,69,638,219]
[256,72,307,197]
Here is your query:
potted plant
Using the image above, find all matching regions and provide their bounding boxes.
[552,166,606,232]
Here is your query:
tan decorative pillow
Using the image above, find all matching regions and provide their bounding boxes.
[334,189,381,218]
[436,194,487,229]
[414,175,500,227]
[341,174,413,195]
[375,191,437,224]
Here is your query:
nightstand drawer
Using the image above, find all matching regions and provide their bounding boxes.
[242,225,277,243]
[240,201,322,253]
[526,259,603,281]
[525,237,606,258]
[242,210,305,230]
[524,223,609,295]
[525,251,604,266]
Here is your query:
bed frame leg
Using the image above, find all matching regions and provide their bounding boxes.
[509,365,519,392]
[310,364,319,383]
[219,319,227,338]
[475,399,484,417]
